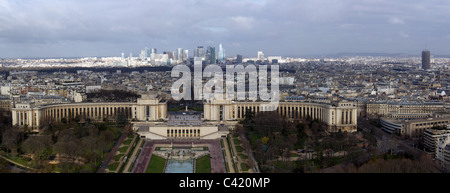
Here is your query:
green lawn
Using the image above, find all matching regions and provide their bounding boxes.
[248,133,261,146]
[107,162,120,172]
[146,155,166,173]
[118,146,129,153]
[114,154,124,161]
[195,155,211,173]
[235,145,244,153]
[5,155,32,167]
[168,106,204,112]
[241,163,250,171]
[233,138,240,145]
[190,107,203,111]
[123,138,133,145]
[238,153,248,160]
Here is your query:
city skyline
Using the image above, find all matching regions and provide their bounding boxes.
[1,0,450,58]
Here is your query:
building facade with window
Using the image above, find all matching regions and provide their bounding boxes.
[203,99,358,132]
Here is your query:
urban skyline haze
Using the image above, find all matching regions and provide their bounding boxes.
[0,0,450,58]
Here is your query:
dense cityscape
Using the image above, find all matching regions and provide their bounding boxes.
[0,45,449,175]
[2,5,450,193]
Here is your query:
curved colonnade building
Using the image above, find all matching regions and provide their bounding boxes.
[203,99,357,132]
[12,94,358,139]
[12,93,167,131]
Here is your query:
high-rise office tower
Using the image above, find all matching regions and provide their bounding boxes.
[205,53,211,64]
[140,50,146,60]
[207,46,216,64]
[236,54,243,63]
[177,48,184,61]
[145,47,150,58]
[183,50,189,60]
[151,48,157,54]
[422,50,431,70]
[218,43,225,63]
[257,51,265,61]
[194,46,206,59]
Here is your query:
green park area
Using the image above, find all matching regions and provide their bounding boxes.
[195,155,211,173]
[0,115,130,173]
[145,155,166,173]
[106,133,137,173]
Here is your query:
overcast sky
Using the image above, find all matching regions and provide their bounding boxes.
[1,0,450,58]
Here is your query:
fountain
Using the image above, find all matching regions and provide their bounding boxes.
[153,146,210,173]
[179,149,184,157]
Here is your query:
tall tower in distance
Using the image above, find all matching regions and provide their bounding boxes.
[257,51,265,61]
[207,46,216,64]
[422,50,431,70]
[218,43,225,63]
[236,54,243,63]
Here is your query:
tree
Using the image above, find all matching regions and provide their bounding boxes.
[244,109,254,121]
[61,118,68,124]
[0,158,9,173]
[100,130,115,143]
[21,135,52,156]
[2,127,20,155]
[54,129,81,160]
[116,112,128,127]
[80,136,101,162]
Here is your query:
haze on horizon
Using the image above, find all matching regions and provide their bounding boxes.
[0,0,449,58]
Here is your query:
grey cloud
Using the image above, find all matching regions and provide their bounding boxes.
[0,0,450,58]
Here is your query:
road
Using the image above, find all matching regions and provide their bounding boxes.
[357,117,421,156]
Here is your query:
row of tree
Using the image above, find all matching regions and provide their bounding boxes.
[1,120,123,173]
[86,89,140,102]
[238,109,376,172]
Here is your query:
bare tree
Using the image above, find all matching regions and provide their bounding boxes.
[2,127,20,155]
[21,135,52,156]
[54,129,81,161]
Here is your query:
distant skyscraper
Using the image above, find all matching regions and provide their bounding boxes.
[177,48,184,61]
[194,46,206,59]
[183,50,189,60]
[218,43,225,63]
[164,51,174,60]
[257,51,265,61]
[140,47,150,60]
[207,46,216,64]
[151,48,157,54]
[145,47,150,57]
[121,52,125,59]
[236,54,243,63]
[422,50,431,70]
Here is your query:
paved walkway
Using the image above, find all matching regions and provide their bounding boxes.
[122,137,143,173]
[112,135,138,173]
[222,138,235,173]
[229,136,244,173]
[132,141,155,173]
[0,155,36,172]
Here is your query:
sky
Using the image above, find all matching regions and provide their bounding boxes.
[1,0,450,58]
